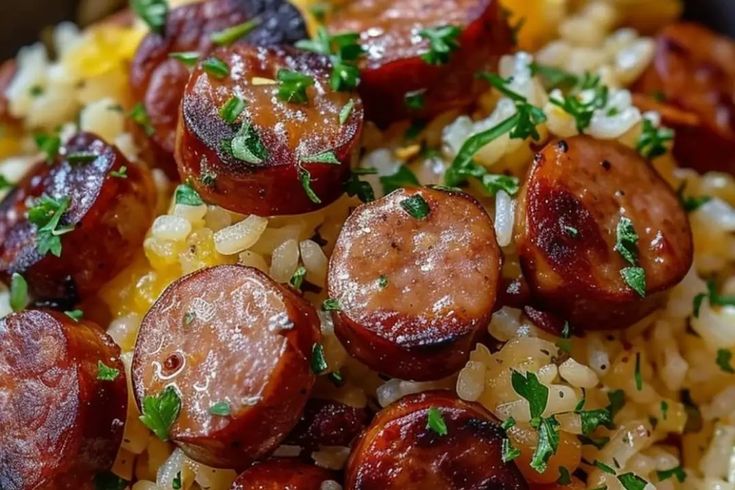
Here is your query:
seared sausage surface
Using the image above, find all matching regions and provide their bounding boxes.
[231,458,336,490]
[344,391,527,490]
[132,265,321,468]
[0,310,127,490]
[634,22,735,174]
[0,132,155,303]
[131,0,307,174]
[328,187,501,381]
[285,398,370,450]
[177,44,362,215]
[515,136,692,330]
[326,0,512,125]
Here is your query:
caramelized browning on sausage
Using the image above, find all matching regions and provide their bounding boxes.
[0,132,155,303]
[328,187,501,381]
[516,136,693,330]
[285,398,370,450]
[231,458,336,490]
[0,310,127,490]
[344,391,527,490]
[634,22,735,174]
[327,0,513,125]
[177,44,362,215]
[132,265,321,468]
[130,0,308,174]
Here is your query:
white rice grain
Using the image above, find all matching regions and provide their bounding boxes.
[152,215,192,242]
[494,190,515,247]
[214,215,268,256]
[269,239,300,283]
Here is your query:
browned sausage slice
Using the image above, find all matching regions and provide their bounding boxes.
[0,310,127,490]
[326,0,513,126]
[327,187,501,381]
[231,458,337,490]
[285,398,370,450]
[130,0,308,175]
[515,136,693,330]
[0,132,155,303]
[344,391,527,490]
[176,44,363,215]
[132,265,321,468]
[634,22,735,174]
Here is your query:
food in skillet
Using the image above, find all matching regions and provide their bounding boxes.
[1,0,735,488]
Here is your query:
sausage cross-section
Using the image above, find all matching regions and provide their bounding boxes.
[0,132,155,303]
[285,398,370,450]
[326,0,513,125]
[132,265,321,468]
[327,187,501,381]
[130,0,308,175]
[230,458,336,490]
[515,136,693,330]
[634,22,735,174]
[344,391,528,490]
[0,310,127,490]
[176,43,363,215]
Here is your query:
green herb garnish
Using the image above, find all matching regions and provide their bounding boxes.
[174,183,203,206]
[290,266,307,290]
[419,25,461,65]
[637,119,674,160]
[301,150,340,165]
[34,132,61,165]
[208,401,231,416]
[9,272,28,312]
[634,352,643,390]
[202,57,229,79]
[229,121,269,164]
[310,343,329,374]
[339,99,356,125]
[277,69,315,104]
[322,298,341,311]
[717,349,735,374]
[693,279,735,318]
[67,151,98,165]
[400,194,430,219]
[131,0,168,34]
[501,437,521,462]
[28,195,74,257]
[296,28,364,92]
[97,361,120,381]
[220,95,246,124]
[130,103,155,136]
[617,473,648,490]
[380,166,420,195]
[211,19,259,46]
[139,385,182,441]
[65,309,83,322]
[110,166,128,179]
[169,51,199,67]
[298,167,321,204]
[426,406,448,435]
[405,90,426,110]
[657,465,686,483]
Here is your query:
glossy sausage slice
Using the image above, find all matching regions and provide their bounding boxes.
[515,136,693,330]
[231,459,336,490]
[0,310,127,490]
[177,44,363,215]
[0,132,155,303]
[344,391,527,490]
[285,398,370,450]
[328,187,501,381]
[130,0,307,175]
[326,0,513,126]
[132,265,321,468]
[634,22,735,174]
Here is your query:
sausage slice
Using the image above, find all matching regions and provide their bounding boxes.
[130,0,307,175]
[285,398,370,450]
[326,0,513,126]
[0,310,127,490]
[231,458,336,490]
[0,132,155,303]
[516,136,693,330]
[327,187,501,381]
[132,265,321,468]
[344,391,527,490]
[634,22,735,174]
[176,44,363,215]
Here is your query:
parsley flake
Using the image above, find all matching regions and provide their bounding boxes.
[339,99,356,125]
[34,132,61,165]
[277,69,315,104]
[28,195,74,257]
[531,416,560,473]
[621,267,647,298]
[301,150,340,165]
[131,0,168,35]
[209,401,231,416]
[172,471,182,490]
[65,309,83,322]
[296,28,364,92]
[557,467,572,485]
[0,174,13,190]
[322,298,341,311]
[405,90,426,110]
[501,437,521,463]
[169,51,199,67]
[310,343,329,374]
[298,167,321,204]
[139,385,182,441]
[110,166,128,179]
[511,370,548,422]
[637,119,674,160]
[202,57,229,79]
[290,266,307,290]
[529,63,579,91]
[693,279,735,318]
[549,74,609,133]
[426,407,448,435]
[419,25,461,65]
[717,349,735,374]
[174,183,203,206]
[67,151,98,165]
[400,194,430,219]
[229,121,269,164]
[130,103,155,136]
[378,275,389,289]
[657,465,686,483]
[634,352,643,391]
[220,95,246,124]
[595,460,616,475]
[617,472,648,490]
[211,19,260,46]
[9,272,28,312]
[94,471,128,490]
[97,361,120,381]
[614,217,639,266]
[345,171,375,203]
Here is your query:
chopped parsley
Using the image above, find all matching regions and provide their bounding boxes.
[681,194,711,213]
[97,361,120,381]
[9,272,28,312]
[139,385,182,441]
[174,183,203,206]
[378,275,389,289]
[301,150,340,165]
[400,194,430,219]
[380,166,420,195]
[549,73,609,133]
[94,471,128,490]
[298,167,321,204]
[0,175,13,190]
[339,99,356,125]
[328,370,344,386]
[229,121,269,164]
[501,437,521,462]
[575,399,613,435]
[637,119,674,160]
[594,460,616,475]
[202,57,229,79]
[34,132,61,165]
[67,151,98,165]
[345,170,376,203]
[557,467,572,485]
[480,72,547,140]
[634,352,643,391]
[65,309,83,322]
[657,465,686,483]
[405,90,426,110]
[295,28,364,91]
[716,349,735,374]
[660,401,669,419]
[529,62,579,91]
[131,0,168,34]
[532,416,560,473]
[614,217,638,266]
[310,343,329,374]
[621,267,646,298]
[110,166,128,179]
[617,473,648,490]
[220,95,246,124]
[322,298,341,311]
[277,69,315,104]
[169,51,199,67]
[211,19,260,46]
[418,25,461,65]
[28,195,74,257]
[426,407,448,436]
[693,279,735,318]
[172,471,182,490]
[208,401,231,416]
[130,103,155,136]
[29,85,44,97]
[290,266,307,290]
